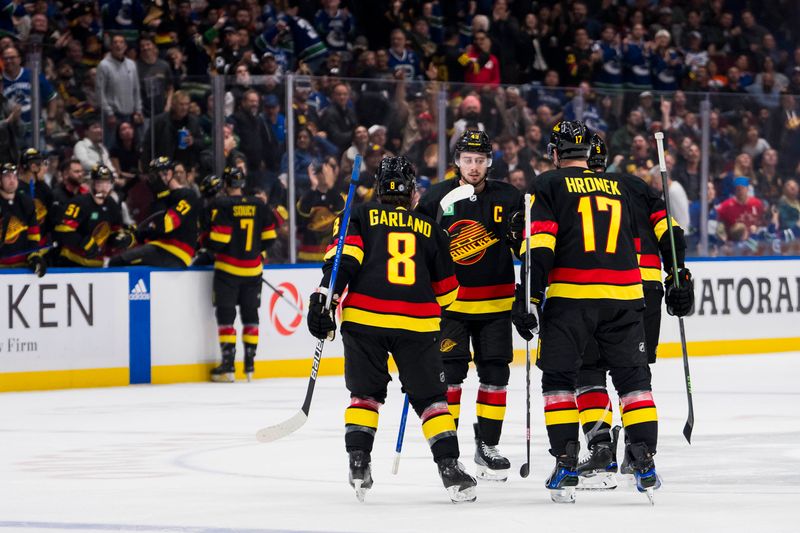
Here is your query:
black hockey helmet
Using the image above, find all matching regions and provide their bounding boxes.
[587,133,607,172]
[547,120,592,162]
[454,130,492,166]
[90,164,113,181]
[147,156,173,193]
[222,166,246,189]
[199,174,223,198]
[375,156,415,199]
[20,147,44,167]
[149,156,174,174]
[2,162,17,174]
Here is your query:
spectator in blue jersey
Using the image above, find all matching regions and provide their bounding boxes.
[562,82,608,136]
[651,30,683,92]
[314,0,355,62]
[102,0,145,42]
[622,23,652,92]
[263,93,286,149]
[318,81,356,153]
[1,44,58,147]
[523,69,567,115]
[0,0,25,39]
[256,3,328,73]
[278,126,334,196]
[387,28,421,80]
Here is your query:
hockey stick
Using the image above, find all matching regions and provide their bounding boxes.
[519,193,533,478]
[255,154,362,443]
[392,182,476,471]
[654,132,694,444]
[391,394,410,475]
[262,277,303,314]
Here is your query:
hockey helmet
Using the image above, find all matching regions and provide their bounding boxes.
[454,130,492,167]
[149,156,174,174]
[223,166,246,189]
[547,120,592,162]
[1,162,17,174]
[199,174,224,198]
[90,164,113,181]
[587,133,607,172]
[375,156,416,199]
[20,147,44,167]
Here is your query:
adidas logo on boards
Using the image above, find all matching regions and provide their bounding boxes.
[129,278,150,301]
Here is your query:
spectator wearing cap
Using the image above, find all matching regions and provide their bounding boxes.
[229,89,278,187]
[263,94,286,148]
[318,82,356,153]
[97,35,143,147]
[137,36,174,124]
[214,25,245,75]
[717,176,767,238]
[367,124,388,152]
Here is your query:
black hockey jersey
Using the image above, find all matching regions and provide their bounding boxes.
[207,195,277,277]
[522,167,643,309]
[17,178,53,245]
[609,173,685,290]
[321,202,458,336]
[417,178,523,320]
[0,191,41,267]
[55,194,124,267]
[146,188,200,266]
[296,188,346,262]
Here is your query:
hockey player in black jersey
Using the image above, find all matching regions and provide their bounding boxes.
[512,121,660,503]
[54,165,131,267]
[416,130,523,481]
[306,156,477,504]
[206,167,277,382]
[575,135,693,489]
[109,157,199,268]
[0,163,46,276]
[17,148,54,249]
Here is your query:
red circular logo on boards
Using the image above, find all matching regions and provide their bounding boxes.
[269,282,304,336]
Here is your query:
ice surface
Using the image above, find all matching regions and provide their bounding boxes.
[2,353,799,533]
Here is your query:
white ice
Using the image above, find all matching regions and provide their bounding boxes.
[2,352,799,533]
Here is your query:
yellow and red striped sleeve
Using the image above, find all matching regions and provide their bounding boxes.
[209,224,232,244]
[163,209,182,233]
[649,209,680,242]
[55,218,79,234]
[323,235,364,264]
[431,274,459,308]
[261,222,277,242]
[519,220,558,256]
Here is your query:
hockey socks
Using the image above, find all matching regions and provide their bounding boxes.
[543,390,580,456]
[421,401,459,460]
[446,385,462,426]
[620,390,658,453]
[577,386,613,445]
[344,397,381,453]
[475,384,506,446]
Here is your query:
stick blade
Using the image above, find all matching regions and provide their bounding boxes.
[683,418,693,444]
[519,463,530,478]
[256,410,308,443]
[441,183,475,209]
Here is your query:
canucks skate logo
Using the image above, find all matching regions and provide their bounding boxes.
[447,219,499,265]
[440,338,458,352]
[129,279,150,301]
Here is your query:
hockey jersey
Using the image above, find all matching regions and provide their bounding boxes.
[17,178,53,245]
[321,202,458,336]
[207,195,277,277]
[522,167,643,309]
[0,191,40,267]
[146,188,199,266]
[55,194,124,267]
[417,179,523,320]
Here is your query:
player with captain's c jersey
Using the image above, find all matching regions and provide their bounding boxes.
[416,130,523,482]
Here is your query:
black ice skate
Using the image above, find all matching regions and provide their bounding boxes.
[348,450,373,503]
[577,426,620,490]
[210,351,235,383]
[627,442,661,505]
[436,457,477,503]
[244,345,256,382]
[473,422,510,481]
[545,441,580,503]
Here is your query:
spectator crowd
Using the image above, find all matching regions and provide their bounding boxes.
[2,0,800,262]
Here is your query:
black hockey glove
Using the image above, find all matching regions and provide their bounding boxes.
[511,283,541,341]
[665,268,694,317]
[135,223,157,243]
[112,227,136,250]
[27,251,47,278]
[307,290,338,340]
[506,210,525,247]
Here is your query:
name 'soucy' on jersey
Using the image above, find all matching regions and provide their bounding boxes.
[321,202,459,336]
[207,195,277,277]
[417,179,523,320]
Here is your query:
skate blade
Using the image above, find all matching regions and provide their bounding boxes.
[446,485,477,503]
[475,464,509,482]
[245,372,253,383]
[645,487,655,505]
[577,472,618,490]
[352,480,368,503]
[210,373,235,383]
[549,487,576,504]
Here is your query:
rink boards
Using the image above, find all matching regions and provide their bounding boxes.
[0,257,799,392]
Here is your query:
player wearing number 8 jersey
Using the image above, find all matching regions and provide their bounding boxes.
[512,120,660,503]
[306,156,477,503]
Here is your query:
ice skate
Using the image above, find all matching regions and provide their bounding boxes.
[577,426,620,490]
[210,352,235,383]
[627,442,661,505]
[437,457,477,503]
[244,347,256,383]
[348,450,373,503]
[473,423,510,481]
[546,441,579,503]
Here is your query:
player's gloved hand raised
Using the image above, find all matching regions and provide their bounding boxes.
[27,251,46,278]
[307,289,338,340]
[665,268,694,317]
[506,210,525,246]
[511,283,540,341]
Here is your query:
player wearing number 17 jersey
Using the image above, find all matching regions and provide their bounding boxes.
[306,156,477,504]
[511,121,659,503]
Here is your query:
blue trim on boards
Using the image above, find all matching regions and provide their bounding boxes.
[128,271,151,385]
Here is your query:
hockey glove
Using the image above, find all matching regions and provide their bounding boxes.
[506,210,525,247]
[665,268,694,317]
[27,251,47,278]
[135,223,157,243]
[511,283,541,341]
[112,227,136,250]
[307,289,338,340]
